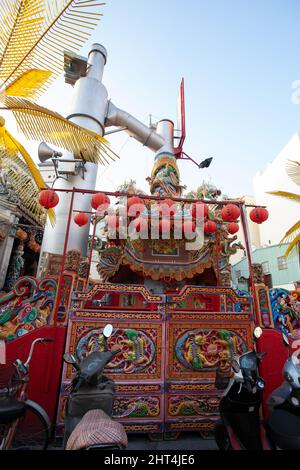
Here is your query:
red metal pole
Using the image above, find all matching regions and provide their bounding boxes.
[87,216,97,283]
[45,189,75,392]
[53,188,75,325]
[215,233,220,285]
[51,187,266,208]
[240,204,258,324]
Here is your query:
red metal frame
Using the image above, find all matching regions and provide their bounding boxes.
[174,78,186,156]
[53,189,75,325]
[87,216,97,281]
[48,186,260,322]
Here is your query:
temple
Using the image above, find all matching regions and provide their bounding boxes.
[0,41,298,440]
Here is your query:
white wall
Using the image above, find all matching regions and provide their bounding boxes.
[253,132,300,247]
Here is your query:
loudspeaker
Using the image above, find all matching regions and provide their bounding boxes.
[38,142,62,162]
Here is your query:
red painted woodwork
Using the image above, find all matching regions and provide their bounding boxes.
[257,329,289,418]
[4,325,66,423]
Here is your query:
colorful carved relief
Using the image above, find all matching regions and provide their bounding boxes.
[0,277,57,341]
[168,286,252,313]
[168,396,220,417]
[59,283,254,435]
[147,151,183,197]
[170,326,248,378]
[113,396,160,419]
[68,321,162,380]
[54,273,76,325]
[254,284,274,328]
[270,288,300,338]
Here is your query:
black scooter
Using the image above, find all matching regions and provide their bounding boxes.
[214,326,270,450]
[63,324,127,450]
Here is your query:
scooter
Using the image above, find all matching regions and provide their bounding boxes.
[266,332,300,449]
[63,324,128,450]
[214,326,270,450]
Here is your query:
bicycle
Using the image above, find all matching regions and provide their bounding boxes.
[0,337,53,450]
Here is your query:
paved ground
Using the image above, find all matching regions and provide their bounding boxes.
[127,433,218,450]
[51,433,218,450]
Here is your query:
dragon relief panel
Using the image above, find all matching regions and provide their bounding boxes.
[0,277,57,341]
[113,396,160,419]
[168,395,220,417]
[68,322,162,380]
[169,326,248,378]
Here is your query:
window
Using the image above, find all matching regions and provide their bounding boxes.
[236,270,241,279]
[277,256,287,270]
[262,261,270,274]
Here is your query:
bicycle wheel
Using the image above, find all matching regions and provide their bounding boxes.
[9,403,50,450]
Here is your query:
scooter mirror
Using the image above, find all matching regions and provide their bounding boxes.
[63,353,77,364]
[103,324,113,338]
[253,326,263,339]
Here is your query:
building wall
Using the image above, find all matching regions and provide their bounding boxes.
[232,243,300,290]
[253,132,300,247]
[38,162,56,185]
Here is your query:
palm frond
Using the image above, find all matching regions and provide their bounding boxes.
[0,151,55,225]
[284,232,300,258]
[3,69,52,99]
[0,95,118,164]
[280,219,300,242]
[279,224,300,258]
[0,0,105,98]
[285,159,300,186]
[266,190,300,203]
[0,121,55,225]
[3,126,47,190]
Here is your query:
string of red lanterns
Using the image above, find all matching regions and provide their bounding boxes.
[37,190,269,234]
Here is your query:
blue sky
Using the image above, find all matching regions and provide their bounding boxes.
[15,0,300,198]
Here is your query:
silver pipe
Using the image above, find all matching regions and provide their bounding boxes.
[105,102,165,152]
[156,119,174,153]
[38,44,109,272]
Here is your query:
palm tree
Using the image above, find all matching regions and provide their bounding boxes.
[268,159,300,257]
[0,1,117,224]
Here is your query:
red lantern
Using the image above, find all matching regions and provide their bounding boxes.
[38,189,59,209]
[74,212,88,227]
[227,222,239,234]
[127,196,146,217]
[159,218,172,234]
[221,204,240,222]
[249,207,269,224]
[191,202,208,219]
[107,214,120,229]
[159,198,177,217]
[91,192,110,211]
[133,216,148,232]
[127,196,145,208]
[183,219,196,236]
[204,220,217,234]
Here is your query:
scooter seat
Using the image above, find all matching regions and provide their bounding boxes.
[66,409,128,450]
[0,397,26,424]
[269,408,300,449]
